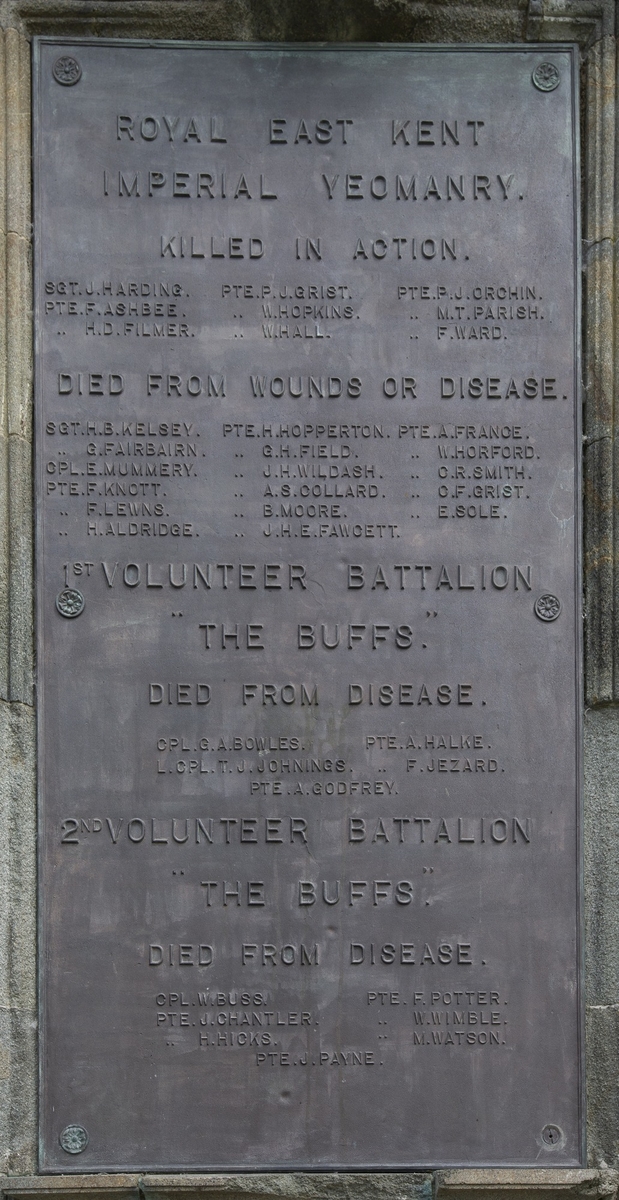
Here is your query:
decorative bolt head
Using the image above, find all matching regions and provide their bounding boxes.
[532,62,560,92]
[59,1124,89,1154]
[56,587,85,618]
[534,593,562,622]
[53,56,82,86]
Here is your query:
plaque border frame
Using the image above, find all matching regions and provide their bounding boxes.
[31,37,585,1173]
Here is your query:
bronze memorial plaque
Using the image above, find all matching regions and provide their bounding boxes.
[34,42,582,1169]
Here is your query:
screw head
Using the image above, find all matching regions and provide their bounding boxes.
[59,1124,88,1154]
[53,56,82,86]
[56,587,85,618]
[532,62,560,92]
[534,593,562,622]
[541,1123,563,1147]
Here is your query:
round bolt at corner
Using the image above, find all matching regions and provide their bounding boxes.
[59,1124,89,1154]
[532,62,560,92]
[541,1123,563,1147]
[52,56,82,86]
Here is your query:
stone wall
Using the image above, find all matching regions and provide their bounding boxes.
[0,0,616,1193]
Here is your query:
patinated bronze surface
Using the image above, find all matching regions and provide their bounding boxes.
[34,41,582,1169]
